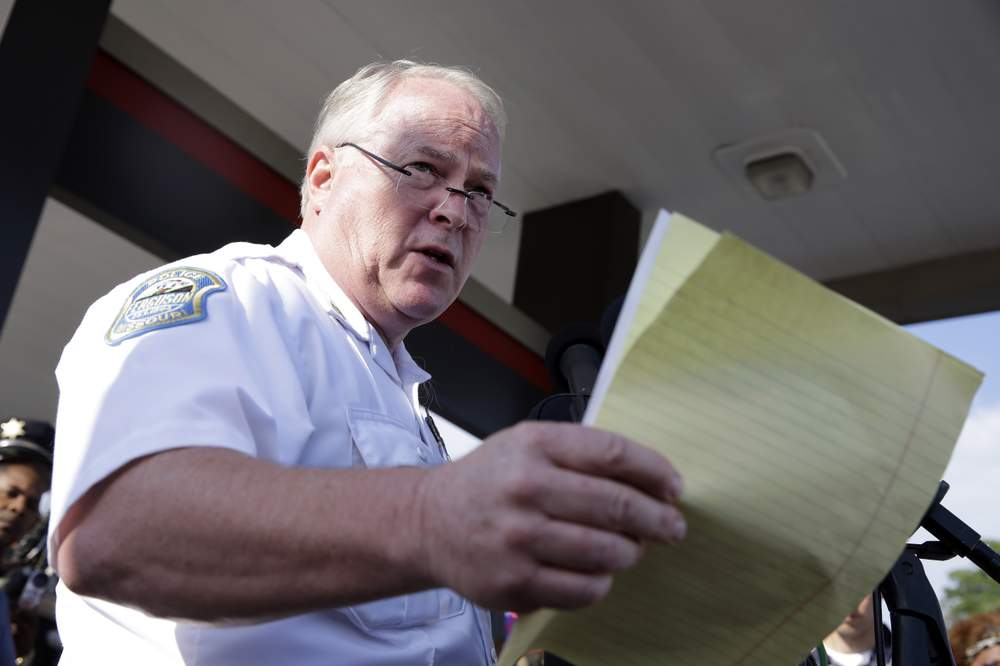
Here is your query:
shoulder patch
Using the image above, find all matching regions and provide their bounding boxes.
[105,267,227,345]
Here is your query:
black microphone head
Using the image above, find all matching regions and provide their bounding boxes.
[544,323,603,391]
[599,295,625,350]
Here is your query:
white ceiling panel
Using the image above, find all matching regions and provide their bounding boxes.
[0,199,161,421]
[0,0,12,34]
[105,0,1000,297]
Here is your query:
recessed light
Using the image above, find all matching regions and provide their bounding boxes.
[745,152,814,199]
[713,128,846,201]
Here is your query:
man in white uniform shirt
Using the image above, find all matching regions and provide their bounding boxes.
[48,61,687,665]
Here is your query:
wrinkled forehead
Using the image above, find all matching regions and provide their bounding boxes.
[369,78,502,170]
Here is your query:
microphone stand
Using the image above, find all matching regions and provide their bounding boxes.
[875,481,1000,666]
[529,323,603,424]
[557,344,599,423]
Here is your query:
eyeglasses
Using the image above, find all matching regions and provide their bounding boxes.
[337,142,517,234]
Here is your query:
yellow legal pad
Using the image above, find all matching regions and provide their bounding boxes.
[499,211,982,666]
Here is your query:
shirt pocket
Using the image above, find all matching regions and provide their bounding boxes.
[346,407,428,467]
[343,408,465,630]
[346,589,468,632]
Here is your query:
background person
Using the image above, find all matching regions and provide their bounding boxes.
[800,595,891,666]
[0,417,55,665]
[950,611,1000,666]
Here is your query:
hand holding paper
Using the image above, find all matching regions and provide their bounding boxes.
[500,212,982,665]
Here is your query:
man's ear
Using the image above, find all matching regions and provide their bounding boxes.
[306,147,334,214]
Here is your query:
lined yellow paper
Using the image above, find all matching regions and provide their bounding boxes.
[499,212,982,666]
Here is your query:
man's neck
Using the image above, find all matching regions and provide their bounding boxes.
[301,222,411,350]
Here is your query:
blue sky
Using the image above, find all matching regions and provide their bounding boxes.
[906,310,1000,600]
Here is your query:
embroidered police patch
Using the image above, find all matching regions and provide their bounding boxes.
[105,267,227,345]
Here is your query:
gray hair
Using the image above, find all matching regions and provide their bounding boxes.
[300,60,507,217]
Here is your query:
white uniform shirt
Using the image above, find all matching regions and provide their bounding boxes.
[49,230,496,666]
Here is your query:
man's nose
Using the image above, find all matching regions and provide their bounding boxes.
[430,189,469,230]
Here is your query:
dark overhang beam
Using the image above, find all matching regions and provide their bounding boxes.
[824,246,1000,325]
[0,0,110,331]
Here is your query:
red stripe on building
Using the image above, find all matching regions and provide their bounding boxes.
[86,51,301,225]
[438,301,551,393]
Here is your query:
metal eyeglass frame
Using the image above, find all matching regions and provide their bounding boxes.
[336,142,518,231]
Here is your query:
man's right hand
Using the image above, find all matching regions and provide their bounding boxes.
[416,421,686,612]
[54,423,684,622]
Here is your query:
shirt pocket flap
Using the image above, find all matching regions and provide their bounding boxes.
[346,589,467,631]
[347,407,427,468]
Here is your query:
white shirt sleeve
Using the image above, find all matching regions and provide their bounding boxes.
[48,256,306,560]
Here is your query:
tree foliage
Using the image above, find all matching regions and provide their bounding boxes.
[943,540,1000,622]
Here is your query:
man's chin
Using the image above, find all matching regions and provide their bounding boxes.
[394,292,454,325]
[391,283,458,322]
[0,525,21,546]
[398,300,449,325]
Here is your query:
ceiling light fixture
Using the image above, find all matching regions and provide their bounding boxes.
[713,128,846,202]
[745,152,814,200]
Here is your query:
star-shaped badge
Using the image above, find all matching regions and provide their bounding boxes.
[0,418,26,440]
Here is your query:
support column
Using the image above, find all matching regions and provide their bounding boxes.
[514,190,640,334]
[0,0,110,329]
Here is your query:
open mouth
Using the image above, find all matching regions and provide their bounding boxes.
[416,248,454,268]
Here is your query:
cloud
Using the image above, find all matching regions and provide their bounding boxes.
[943,400,1000,526]
[921,400,1000,598]
[953,400,1000,456]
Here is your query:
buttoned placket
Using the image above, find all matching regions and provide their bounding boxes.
[282,232,491,662]
[367,327,438,465]
[283,232,437,466]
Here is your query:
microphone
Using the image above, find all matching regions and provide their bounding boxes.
[599,295,625,350]
[543,323,604,423]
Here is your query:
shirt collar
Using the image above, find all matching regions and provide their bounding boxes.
[394,344,432,387]
[278,230,372,342]
[276,230,431,387]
